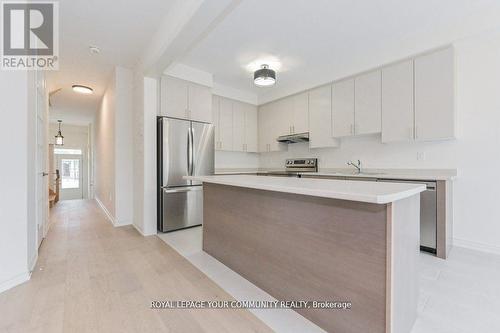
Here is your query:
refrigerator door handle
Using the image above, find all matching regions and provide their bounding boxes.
[190,126,195,176]
[186,127,192,176]
[162,186,202,193]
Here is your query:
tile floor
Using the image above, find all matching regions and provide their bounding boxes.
[159,226,500,333]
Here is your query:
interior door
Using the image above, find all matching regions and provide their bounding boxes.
[35,72,48,247]
[57,155,83,200]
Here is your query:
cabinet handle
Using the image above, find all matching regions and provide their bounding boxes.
[350,124,354,135]
[415,126,419,140]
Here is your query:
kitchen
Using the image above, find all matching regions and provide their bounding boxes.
[150,2,500,332]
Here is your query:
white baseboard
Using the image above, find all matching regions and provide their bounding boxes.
[0,272,31,294]
[29,252,38,272]
[95,197,116,226]
[453,238,500,256]
[133,223,157,237]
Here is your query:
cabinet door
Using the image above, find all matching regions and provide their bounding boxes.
[293,92,309,134]
[381,60,415,143]
[332,78,355,137]
[274,98,293,136]
[243,103,258,153]
[232,101,246,152]
[258,104,271,152]
[355,70,381,135]
[268,100,289,151]
[212,96,221,149]
[218,97,233,151]
[414,47,455,141]
[161,76,188,119]
[188,83,212,123]
[309,85,340,149]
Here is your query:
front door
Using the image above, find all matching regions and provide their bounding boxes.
[57,154,83,200]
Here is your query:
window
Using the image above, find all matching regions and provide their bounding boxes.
[61,159,80,189]
[54,148,82,155]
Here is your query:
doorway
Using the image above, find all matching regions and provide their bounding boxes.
[55,149,84,200]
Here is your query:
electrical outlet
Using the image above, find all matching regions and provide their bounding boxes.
[417,152,426,161]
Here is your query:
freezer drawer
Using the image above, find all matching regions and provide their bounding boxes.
[161,186,203,232]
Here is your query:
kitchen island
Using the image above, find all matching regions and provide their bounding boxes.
[185,175,425,333]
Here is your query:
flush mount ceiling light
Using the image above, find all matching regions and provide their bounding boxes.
[89,46,100,55]
[55,120,64,146]
[72,84,93,94]
[254,64,276,87]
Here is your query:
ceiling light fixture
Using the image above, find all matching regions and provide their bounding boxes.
[89,46,100,54]
[55,120,64,146]
[254,64,276,87]
[72,84,94,94]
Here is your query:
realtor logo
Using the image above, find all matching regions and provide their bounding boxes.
[1,1,59,70]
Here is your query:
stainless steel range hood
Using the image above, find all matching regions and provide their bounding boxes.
[277,132,309,143]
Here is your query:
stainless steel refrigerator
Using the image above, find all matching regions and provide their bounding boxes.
[157,117,214,232]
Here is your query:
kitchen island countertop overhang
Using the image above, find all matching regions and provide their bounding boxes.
[185,174,426,204]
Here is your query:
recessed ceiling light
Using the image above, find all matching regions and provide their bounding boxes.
[89,46,100,54]
[72,85,94,94]
[254,64,276,87]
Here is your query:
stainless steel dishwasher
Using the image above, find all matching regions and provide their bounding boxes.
[378,179,437,254]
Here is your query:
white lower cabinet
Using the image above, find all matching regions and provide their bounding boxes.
[308,85,340,149]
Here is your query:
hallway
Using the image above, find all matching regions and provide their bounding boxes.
[0,200,271,333]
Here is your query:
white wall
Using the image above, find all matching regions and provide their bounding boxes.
[114,67,134,226]
[132,72,158,236]
[215,151,259,170]
[94,66,134,226]
[0,71,31,292]
[260,28,500,253]
[95,75,116,219]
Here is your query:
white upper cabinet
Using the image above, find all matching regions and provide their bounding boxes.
[332,78,355,137]
[309,85,340,149]
[355,70,381,135]
[213,96,258,153]
[217,97,233,151]
[161,76,188,119]
[381,60,415,143]
[258,102,287,153]
[232,101,245,152]
[242,102,258,152]
[232,101,258,153]
[414,47,455,141]
[188,82,212,123]
[292,92,309,134]
[160,75,212,123]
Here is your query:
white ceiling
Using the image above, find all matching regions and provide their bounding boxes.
[47,0,175,123]
[179,0,500,104]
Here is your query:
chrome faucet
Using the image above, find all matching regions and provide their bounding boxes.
[347,160,361,174]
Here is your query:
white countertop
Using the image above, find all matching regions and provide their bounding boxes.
[215,168,457,180]
[185,175,425,204]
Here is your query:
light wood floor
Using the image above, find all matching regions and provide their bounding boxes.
[0,200,272,333]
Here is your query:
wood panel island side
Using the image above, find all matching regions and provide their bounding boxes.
[185,175,425,333]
